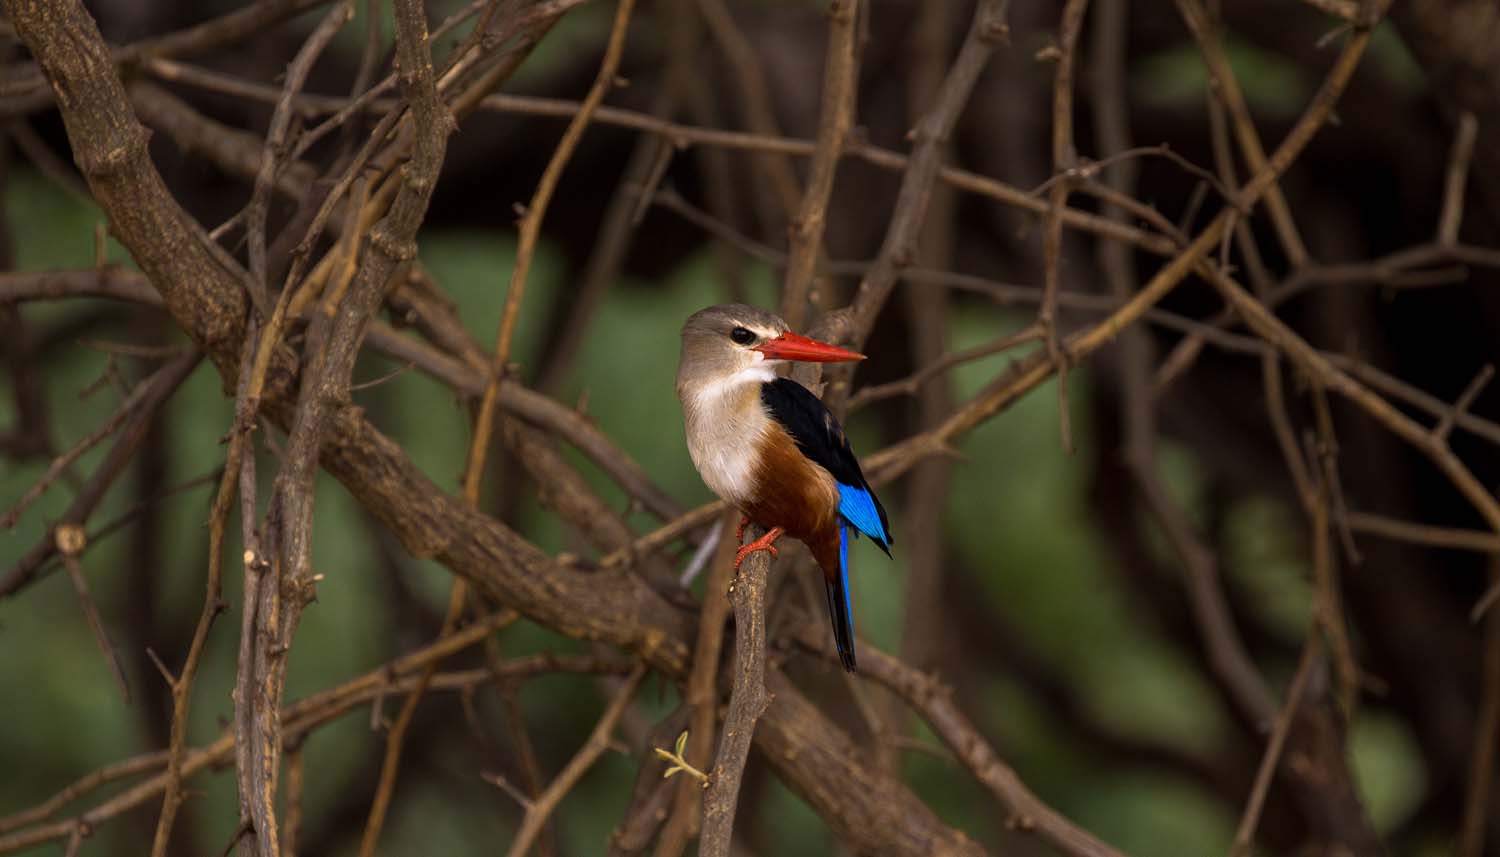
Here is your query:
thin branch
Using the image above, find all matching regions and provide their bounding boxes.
[503,663,648,857]
[465,0,638,500]
[796,629,1124,857]
[1434,363,1493,443]
[1038,0,1089,455]
[244,1,352,309]
[656,508,738,857]
[151,339,254,857]
[0,643,626,855]
[778,0,859,329]
[3,352,199,530]
[1229,637,1322,856]
[825,0,1011,386]
[57,533,130,703]
[698,543,774,857]
[1174,0,1309,268]
[1438,111,1479,245]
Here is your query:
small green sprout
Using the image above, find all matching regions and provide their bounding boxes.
[653,730,708,784]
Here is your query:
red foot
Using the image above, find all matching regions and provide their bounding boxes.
[735,515,751,545]
[733,527,784,571]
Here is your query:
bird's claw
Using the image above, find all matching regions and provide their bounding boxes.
[735,515,751,544]
[731,526,784,572]
[732,542,778,571]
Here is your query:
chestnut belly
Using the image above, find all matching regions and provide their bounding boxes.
[742,429,839,542]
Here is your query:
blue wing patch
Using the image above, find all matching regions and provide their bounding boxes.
[838,482,891,554]
[760,377,893,554]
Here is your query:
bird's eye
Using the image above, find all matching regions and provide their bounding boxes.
[730,327,756,345]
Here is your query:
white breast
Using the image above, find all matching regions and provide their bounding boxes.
[681,365,775,506]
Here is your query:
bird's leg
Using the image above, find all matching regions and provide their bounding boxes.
[735,514,751,545]
[733,527,784,571]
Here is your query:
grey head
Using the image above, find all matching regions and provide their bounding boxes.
[675,303,789,398]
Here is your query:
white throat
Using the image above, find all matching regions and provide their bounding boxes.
[689,362,776,411]
[680,362,776,505]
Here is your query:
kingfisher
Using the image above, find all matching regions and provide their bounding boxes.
[676,304,891,671]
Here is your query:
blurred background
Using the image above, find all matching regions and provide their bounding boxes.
[3,0,1500,854]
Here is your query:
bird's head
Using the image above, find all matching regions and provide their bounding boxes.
[676,304,864,399]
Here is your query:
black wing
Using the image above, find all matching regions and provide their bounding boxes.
[760,377,892,549]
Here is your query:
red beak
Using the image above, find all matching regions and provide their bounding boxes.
[752,331,866,363]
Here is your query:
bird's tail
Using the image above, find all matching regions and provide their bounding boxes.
[823,523,857,671]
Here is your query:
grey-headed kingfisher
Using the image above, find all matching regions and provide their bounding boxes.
[676,304,892,671]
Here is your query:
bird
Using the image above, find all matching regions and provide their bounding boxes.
[676,303,891,671]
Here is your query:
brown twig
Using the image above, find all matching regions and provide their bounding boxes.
[795,629,1124,857]
[465,0,638,500]
[244,1,352,308]
[847,325,1041,412]
[236,0,454,852]
[697,541,775,857]
[0,350,201,598]
[150,340,252,857]
[355,587,497,857]
[1174,0,1309,268]
[691,0,801,236]
[825,0,1011,393]
[534,2,694,395]
[1438,111,1479,245]
[0,628,623,854]
[280,742,304,857]
[357,14,642,841]
[655,507,739,857]
[1204,257,1500,549]
[503,663,648,857]
[1038,0,1089,455]
[135,63,1184,259]
[1229,636,1323,856]
[778,0,859,329]
[1435,363,1494,443]
[1304,413,1360,719]
[57,530,130,703]
[2,351,199,530]
[862,4,1384,492]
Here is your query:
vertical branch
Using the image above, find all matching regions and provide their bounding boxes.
[778,0,859,329]
[1437,111,1478,246]
[1229,636,1322,857]
[692,0,802,237]
[1173,0,1309,267]
[698,545,774,857]
[234,0,454,853]
[1039,0,1089,454]
[356,583,469,857]
[893,0,961,776]
[655,508,739,857]
[465,0,638,497]
[1459,560,1500,857]
[280,741,305,857]
[58,535,131,702]
[365,6,637,850]
[151,344,248,857]
[818,0,1009,412]
[503,664,648,857]
[536,1,695,394]
[244,0,353,305]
